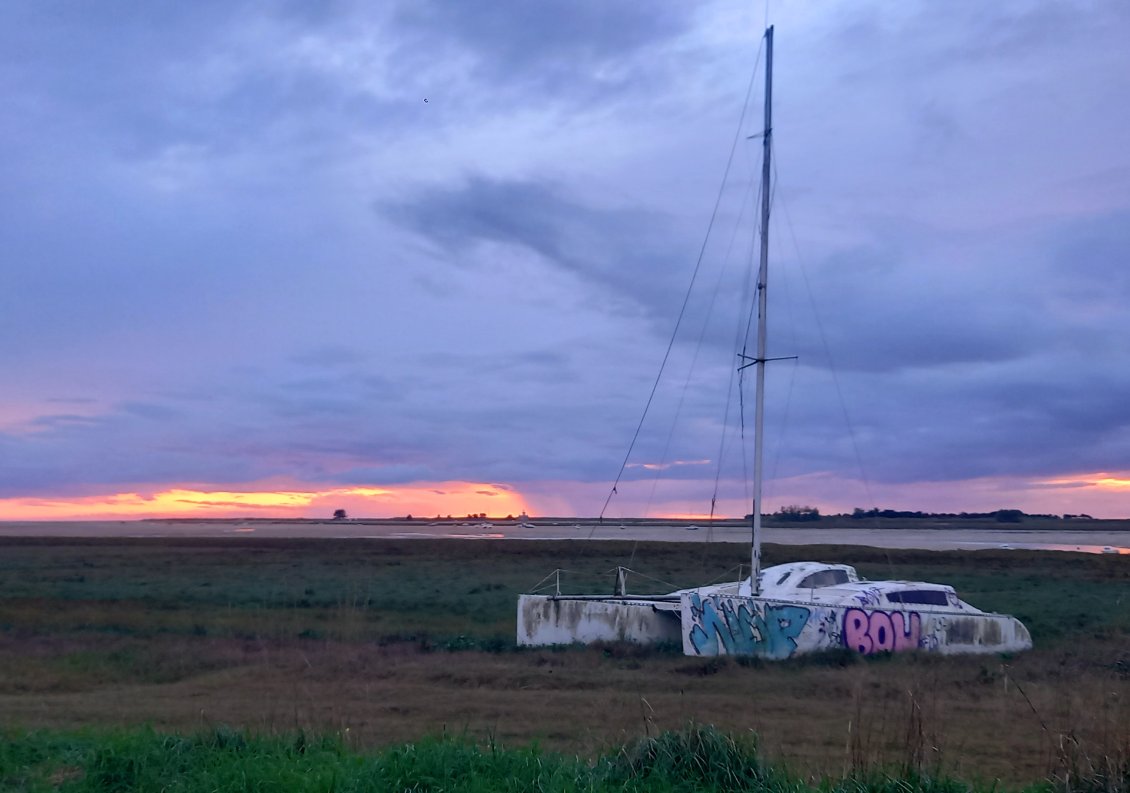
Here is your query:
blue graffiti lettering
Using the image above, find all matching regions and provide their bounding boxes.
[687,594,811,659]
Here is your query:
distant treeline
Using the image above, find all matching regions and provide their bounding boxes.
[756,506,1097,523]
[847,507,1094,522]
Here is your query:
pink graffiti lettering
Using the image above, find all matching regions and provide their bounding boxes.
[843,608,921,654]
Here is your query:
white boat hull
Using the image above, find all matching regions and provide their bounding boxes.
[517,593,1032,657]
[517,594,681,646]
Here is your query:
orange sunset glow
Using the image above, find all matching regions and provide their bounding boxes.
[0,482,534,521]
[2,470,1127,523]
[1040,472,1130,489]
[663,513,731,521]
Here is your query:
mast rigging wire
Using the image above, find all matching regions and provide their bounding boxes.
[598,37,766,524]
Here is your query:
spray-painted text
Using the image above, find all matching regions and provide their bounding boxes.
[685,594,811,658]
[842,607,921,654]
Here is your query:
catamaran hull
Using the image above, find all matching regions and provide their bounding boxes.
[517,595,681,646]
[517,593,1032,658]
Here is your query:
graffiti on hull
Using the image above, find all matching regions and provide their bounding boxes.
[685,594,811,658]
[842,607,921,654]
[681,596,933,658]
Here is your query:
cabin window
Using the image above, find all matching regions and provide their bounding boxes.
[886,590,948,606]
[797,569,850,588]
[776,572,791,586]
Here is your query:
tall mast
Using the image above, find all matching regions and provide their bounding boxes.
[751,25,773,596]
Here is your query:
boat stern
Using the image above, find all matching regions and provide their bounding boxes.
[517,594,681,646]
[933,612,1032,654]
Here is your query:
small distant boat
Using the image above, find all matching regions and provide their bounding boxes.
[518,26,1031,659]
[1102,546,1117,554]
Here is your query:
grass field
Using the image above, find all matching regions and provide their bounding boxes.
[0,537,1126,788]
[3,723,1078,793]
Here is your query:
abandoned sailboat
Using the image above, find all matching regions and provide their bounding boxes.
[517,27,1032,658]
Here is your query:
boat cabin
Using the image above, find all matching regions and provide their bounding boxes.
[711,562,978,613]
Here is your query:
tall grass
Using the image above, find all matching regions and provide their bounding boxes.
[0,538,1124,787]
[1,538,1125,645]
[4,724,1111,793]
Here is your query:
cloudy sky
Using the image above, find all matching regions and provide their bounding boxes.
[2,1,1129,521]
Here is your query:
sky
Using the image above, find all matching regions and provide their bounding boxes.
[2,1,1129,521]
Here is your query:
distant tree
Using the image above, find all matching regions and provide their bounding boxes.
[332,509,348,521]
[405,514,413,521]
[775,505,821,522]
[993,509,1024,524]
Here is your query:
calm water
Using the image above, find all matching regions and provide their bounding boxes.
[2,520,1128,554]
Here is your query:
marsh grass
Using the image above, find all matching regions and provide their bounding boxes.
[607,722,767,790]
[0,537,1126,786]
[2,538,1125,646]
[0,723,1097,793]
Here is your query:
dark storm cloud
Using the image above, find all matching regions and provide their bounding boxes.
[609,196,1130,490]
[0,390,379,498]
[288,346,371,368]
[1051,212,1130,300]
[2,1,1128,515]
[0,336,650,497]
[383,176,690,316]
[0,410,257,497]
[767,242,1044,375]
[860,375,1130,486]
[393,0,693,95]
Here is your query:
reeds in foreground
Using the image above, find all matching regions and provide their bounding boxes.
[5,724,1127,793]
